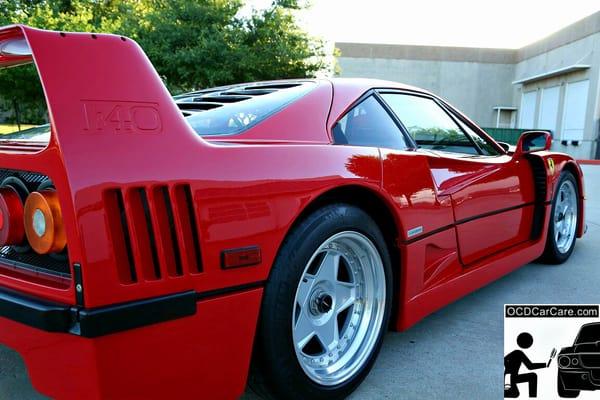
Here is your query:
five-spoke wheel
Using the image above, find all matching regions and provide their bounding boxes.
[292,231,386,386]
[251,204,392,400]
[553,180,577,254]
[541,170,580,264]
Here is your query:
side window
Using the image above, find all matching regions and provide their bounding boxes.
[333,96,407,149]
[380,93,480,155]
[454,118,500,156]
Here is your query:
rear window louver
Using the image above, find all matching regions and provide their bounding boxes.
[104,184,202,284]
[174,81,303,114]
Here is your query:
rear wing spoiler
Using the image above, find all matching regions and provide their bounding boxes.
[0,25,209,306]
[0,24,201,155]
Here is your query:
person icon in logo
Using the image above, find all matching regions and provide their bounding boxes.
[504,332,551,398]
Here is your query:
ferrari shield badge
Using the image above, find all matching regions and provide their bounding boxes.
[547,158,555,175]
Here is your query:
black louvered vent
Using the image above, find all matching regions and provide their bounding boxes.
[527,155,548,239]
[104,184,202,284]
[174,82,302,114]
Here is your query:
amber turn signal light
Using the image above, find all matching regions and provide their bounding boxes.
[0,186,25,246]
[24,190,66,254]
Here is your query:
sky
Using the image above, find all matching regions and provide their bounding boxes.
[242,0,600,49]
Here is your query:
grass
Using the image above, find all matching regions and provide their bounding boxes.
[0,124,36,134]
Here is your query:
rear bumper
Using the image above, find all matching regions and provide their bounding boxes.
[0,287,73,332]
[0,285,263,399]
[0,286,198,337]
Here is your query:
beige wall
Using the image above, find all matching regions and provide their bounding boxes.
[513,25,600,159]
[337,55,515,127]
[335,11,600,159]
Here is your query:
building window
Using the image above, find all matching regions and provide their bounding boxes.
[493,107,516,128]
[562,80,589,141]
[519,91,537,129]
[537,86,560,134]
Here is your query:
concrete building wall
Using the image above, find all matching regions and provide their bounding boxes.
[512,18,600,159]
[335,10,600,159]
[337,55,515,127]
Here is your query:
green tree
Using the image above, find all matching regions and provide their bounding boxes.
[0,0,132,124]
[0,0,328,124]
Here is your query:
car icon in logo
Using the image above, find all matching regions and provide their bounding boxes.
[557,323,600,397]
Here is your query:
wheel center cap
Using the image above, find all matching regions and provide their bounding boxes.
[316,294,333,313]
[310,290,334,315]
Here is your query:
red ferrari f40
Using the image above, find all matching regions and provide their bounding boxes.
[0,25,585,399]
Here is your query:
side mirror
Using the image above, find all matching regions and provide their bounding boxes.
[514,131,551,158]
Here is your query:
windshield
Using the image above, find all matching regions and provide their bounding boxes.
[0,81,315,141]
[575,324,600,344]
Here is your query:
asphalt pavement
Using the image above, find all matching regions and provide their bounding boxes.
[1,165,598,400]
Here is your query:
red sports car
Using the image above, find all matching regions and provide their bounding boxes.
[0,26,585,400]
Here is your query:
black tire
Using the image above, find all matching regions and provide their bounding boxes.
[250,204,393,400]
[540,171,579,264]
[557,373,580,398]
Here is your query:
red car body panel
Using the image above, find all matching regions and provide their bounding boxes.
[0,25,586,399]
[0,289,262,400]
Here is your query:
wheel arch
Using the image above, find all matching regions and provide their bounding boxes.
[281,184,402,325]
[561,160,585,237]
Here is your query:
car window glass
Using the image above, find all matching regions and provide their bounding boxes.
[333,96,407,149]
[182,82,315,136]
[454,118,500,156]
[380,93,479,155]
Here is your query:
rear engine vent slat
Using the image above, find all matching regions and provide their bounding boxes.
[150,186,183,277]
[173,184,203,273]
[104,183,203,284]
[176,102,223,111]
[124,188,161,281]
[139,188,162,279]
[103,189,137,284]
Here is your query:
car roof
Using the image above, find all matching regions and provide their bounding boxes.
[181,78,434,144]
[326,77,432,95]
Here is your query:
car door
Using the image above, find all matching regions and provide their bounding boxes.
[379,91,536,266]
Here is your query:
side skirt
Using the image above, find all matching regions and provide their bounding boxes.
[394,204,550,331]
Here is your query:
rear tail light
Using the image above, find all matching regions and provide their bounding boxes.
[0,186,25,246]
[24,190,66,254]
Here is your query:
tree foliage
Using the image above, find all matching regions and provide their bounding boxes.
[0,0,327,123]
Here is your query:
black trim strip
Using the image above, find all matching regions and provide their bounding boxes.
[196,280,265,301]
[74,290,197,338]
[0,281,265,338]
[401,201,545,245]
[0,288,72,332]
[73,263,84,307]
[455,202,536,225]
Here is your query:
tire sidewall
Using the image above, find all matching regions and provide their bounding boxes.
[256,204,393,400]
[546,171,579,263]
